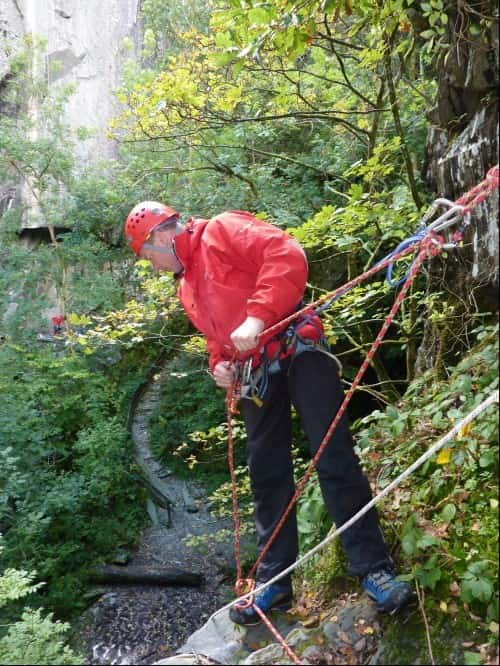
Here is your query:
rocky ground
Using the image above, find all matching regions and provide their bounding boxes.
[155,588,390,665]
[77,520,234,665]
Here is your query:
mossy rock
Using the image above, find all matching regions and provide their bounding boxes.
[375,610,491,665]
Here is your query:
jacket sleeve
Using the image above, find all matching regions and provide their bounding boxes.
[213,213,308,328]
[206,338,224,373]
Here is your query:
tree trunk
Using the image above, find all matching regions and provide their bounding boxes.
[89,565,203,587]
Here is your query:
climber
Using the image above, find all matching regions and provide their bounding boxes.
[51,314,65,336]
[124,201,415,625]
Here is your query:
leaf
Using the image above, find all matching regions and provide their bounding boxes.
[301,615,320,628]
[432,410,445,427]
[441,503,456,521]
[386,405,400,420]
[248,8,270,25]
[461,573,493,604]
[417,533,441,549]
[391,419,406,436]
[457,422,472,440]
[463,651,484,665]
[455,375,472,394]
[436,447,451,465]
[418,566,442,589]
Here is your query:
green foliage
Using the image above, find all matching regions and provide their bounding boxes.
[0,546,82,664]
[0,607,81,665]
[0,344,147,615]
[297,479,332,553]
[353,323,499,622]
[149,351,232,488]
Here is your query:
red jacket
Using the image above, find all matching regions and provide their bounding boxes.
[174,211,308,372]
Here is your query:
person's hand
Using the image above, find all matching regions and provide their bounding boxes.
[230,316,265,352]
[212,361,237,389]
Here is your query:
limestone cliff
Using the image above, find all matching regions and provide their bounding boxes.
[0,0,142,222]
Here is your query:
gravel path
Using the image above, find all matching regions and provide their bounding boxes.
[77,370,235,665]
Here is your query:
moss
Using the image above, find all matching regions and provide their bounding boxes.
[379,609,491,665]
[302,537,354,598]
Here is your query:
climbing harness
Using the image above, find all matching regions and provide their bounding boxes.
[223,166,499,664]
[237,310,342,406]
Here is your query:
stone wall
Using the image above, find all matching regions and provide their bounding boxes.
[1,0,143,219]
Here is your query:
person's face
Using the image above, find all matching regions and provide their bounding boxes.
[139,227,183,274]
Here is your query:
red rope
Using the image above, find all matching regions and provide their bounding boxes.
[456,165,499,213]
[252,603,303,665]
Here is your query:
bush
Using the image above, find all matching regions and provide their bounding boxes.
[0,344,147,616]
[0,546,82,665]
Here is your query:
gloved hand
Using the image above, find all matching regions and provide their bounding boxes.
[213,361,237,389]
[230,316,265,352]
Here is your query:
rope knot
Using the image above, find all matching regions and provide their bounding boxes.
[234,578,256,610]
[422,233,445,257]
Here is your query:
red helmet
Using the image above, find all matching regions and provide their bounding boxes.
[124,201,179,255]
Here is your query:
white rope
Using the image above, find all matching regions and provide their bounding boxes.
[206,389,499,623]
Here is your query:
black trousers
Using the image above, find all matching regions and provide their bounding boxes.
[239,350,392,584]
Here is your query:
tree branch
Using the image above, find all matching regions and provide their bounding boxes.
[383,32,423,209]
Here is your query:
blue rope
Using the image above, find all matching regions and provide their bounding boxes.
[381,230,426,288]
[314,229,426,315]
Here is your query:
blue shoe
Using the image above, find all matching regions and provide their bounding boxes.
[361,570,415,614]
[229,582,293,626]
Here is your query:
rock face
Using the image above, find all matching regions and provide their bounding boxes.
[423,2,498,288]
[416,5,499,374]
[16,0,141,162]
[424,105,499,295]
[1,0,143,325]
[1,0,141,221]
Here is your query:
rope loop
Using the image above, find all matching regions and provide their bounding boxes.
[487,164,499,187]
[234,578,255,610]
